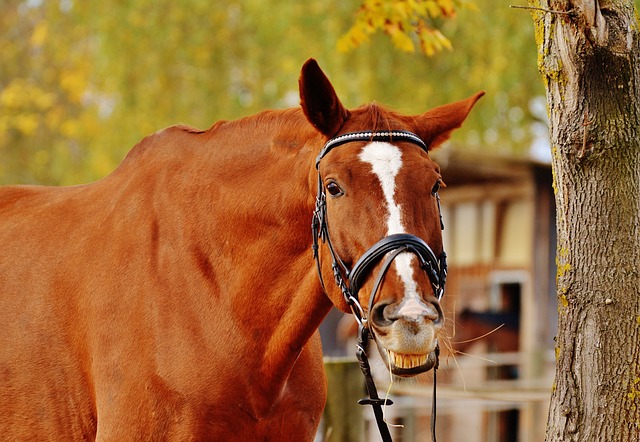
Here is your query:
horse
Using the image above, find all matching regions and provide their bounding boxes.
[0,59,483,440]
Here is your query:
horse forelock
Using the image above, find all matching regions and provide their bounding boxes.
[346,102,412,134]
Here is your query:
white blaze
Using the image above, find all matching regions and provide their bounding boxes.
[359,142,428,320]
[358,142,403,235]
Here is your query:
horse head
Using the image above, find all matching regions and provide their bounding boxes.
[300,59,483,377]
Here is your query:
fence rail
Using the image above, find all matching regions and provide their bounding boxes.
[321,353,553,442]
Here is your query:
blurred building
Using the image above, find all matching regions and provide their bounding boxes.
[431,149,556,442]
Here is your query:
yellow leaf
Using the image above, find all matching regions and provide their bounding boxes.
[336,36,353,53]
[433,29,453,50]
[45,107,64,131]
[338,20,375,52]
[425,1,442,17]
[60,119,80,138]
[35,92,56,111]
[387,25,416,52]
[30,22,48,48]
[1,79,29,109]
[60,70,88,103]
[339,0,465,55]
[14,114,39,136]
[392,2,410,20]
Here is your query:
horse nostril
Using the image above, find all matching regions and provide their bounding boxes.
[371,302,393,327]
[433,300,444,325]
[419,297,444,326]
[371,299,444,326]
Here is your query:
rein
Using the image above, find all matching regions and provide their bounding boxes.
[311,130,447,442]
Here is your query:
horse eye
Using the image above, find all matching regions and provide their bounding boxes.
[431,179,443,195]
[326,181,344,197]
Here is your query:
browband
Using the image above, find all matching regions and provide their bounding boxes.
[316,130,428,168]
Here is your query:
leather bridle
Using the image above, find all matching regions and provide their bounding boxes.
[311,130,448,442]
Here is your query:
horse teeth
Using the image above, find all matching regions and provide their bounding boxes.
[390,351,427,369]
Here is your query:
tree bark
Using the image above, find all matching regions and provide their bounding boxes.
[531,0,640,440]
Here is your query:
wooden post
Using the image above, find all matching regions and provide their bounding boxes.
[323,357,364,442]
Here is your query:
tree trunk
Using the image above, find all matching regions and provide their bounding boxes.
[531,0,640,440]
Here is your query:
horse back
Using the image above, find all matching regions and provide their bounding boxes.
[0,127,197,438]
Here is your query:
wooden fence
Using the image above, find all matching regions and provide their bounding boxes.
[320,353,553,442]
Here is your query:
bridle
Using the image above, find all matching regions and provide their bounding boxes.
[311,130,448,442]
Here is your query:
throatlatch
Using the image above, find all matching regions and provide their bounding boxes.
[311,131,448,442]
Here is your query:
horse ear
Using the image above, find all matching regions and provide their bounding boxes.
[415,91,485,151]
[299,59,349,137]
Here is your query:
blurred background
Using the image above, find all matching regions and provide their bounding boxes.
[1,0,547,186]
[5,1,624,441]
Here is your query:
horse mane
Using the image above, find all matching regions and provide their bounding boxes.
[237,108,314,139]
[115,108,313,169]
[116,103,408,178]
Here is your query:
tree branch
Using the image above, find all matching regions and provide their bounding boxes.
[509,5,575,16]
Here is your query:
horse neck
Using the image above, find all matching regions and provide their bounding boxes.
[120,112,332,407]
[208,114,334,406]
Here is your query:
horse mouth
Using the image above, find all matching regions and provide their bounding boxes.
[386,350,437,377]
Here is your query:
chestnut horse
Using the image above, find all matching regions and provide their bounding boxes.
[0,59,482,440]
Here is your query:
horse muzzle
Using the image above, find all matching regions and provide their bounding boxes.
[370,297,443,376]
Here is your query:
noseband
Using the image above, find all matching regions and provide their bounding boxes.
[311,130,447,442]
